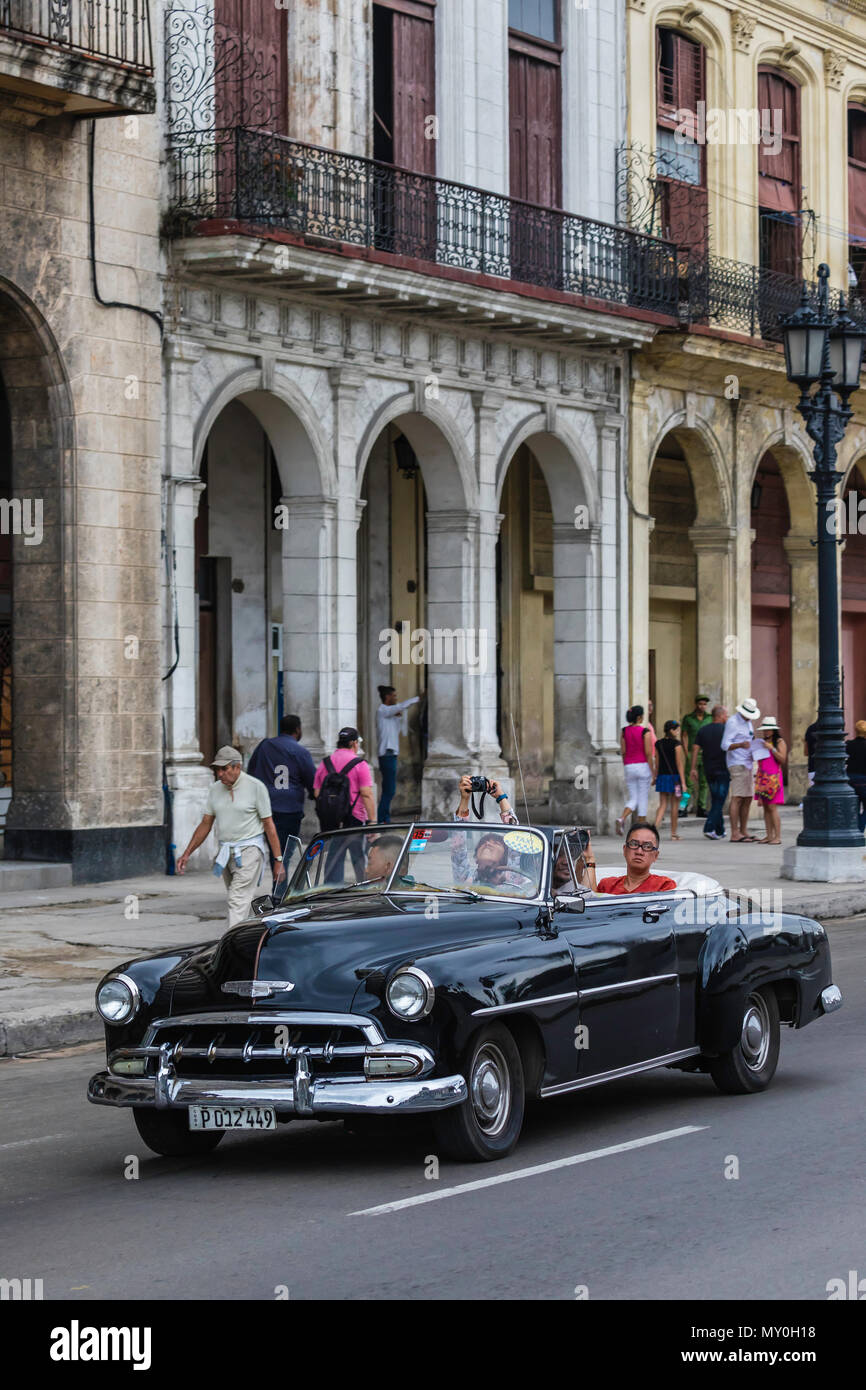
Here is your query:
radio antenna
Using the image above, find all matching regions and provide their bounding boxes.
[510,713,531,824]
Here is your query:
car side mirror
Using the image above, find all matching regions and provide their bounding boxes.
[554,896,585,914]
[252,895,275,917]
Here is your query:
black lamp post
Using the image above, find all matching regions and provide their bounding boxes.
[780,264,866,850]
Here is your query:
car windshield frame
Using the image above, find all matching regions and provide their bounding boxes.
[280,821,551,905]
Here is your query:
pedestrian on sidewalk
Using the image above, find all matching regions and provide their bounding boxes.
[176,747,286,927]
[247,714,315,871]
[754,717,787,844]
[681,695,711,816]
[692,704,729,839]
[616,705,654,836]
[845,720,866,832]
[313,727,376,883]
[375,684,421,822]
[804,717,819,790]
[654,720,687,840]
[722,698,759,842]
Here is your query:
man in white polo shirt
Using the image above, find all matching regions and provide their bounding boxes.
[722,698,759,843]
[176,746,286,926]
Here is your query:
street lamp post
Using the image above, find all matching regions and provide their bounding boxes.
[780,264,866,877]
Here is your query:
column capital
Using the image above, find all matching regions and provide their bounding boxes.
[168,474,206,498]
[164,337,203,368]
[329,365,365,395]
[472,388,505,416]
[688,523,738,552]
[597,411,624,438]
[784,533,817,562]
[553,520,601,545]
[426,508,480,536]
[282,493,338,521]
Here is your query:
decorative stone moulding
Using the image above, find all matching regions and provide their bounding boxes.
[627,0,647,11]
[824,50,846,90]
[680,3,704,27]
[730,9,756,53]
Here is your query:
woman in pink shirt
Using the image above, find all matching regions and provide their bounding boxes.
[616,704,654,836]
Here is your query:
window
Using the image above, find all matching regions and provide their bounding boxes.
[508,0,557,44]
[372,1,436,173]
[758,69,800,279]
[655,27,707,254]
[849,105,866,296]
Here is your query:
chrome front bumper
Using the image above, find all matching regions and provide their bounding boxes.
[88,1067,467,1116]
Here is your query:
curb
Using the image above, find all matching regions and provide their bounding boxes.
[1,1009,101,1059]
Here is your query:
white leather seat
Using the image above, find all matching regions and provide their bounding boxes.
[592,868,723,895]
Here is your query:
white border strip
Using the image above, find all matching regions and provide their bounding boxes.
[350,1124,707,1216]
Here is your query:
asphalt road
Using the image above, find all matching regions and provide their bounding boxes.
[2,916,865,1303]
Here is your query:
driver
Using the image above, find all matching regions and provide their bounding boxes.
[552,837,597,895]
[362,834,404,887]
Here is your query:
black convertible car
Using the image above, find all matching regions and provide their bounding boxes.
[88,822,841,1162]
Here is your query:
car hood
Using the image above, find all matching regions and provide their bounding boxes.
[162,893,533,1016]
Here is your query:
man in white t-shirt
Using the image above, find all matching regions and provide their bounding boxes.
[177,746,286,926]
[721,698,759,843]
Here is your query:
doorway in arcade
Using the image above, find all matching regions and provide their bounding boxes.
[648,442,697,734]
[357,427,427,818]
[194,400,284,767]
[842,462,866,739]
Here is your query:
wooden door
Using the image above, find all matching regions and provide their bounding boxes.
[842,613,866,738]
[751,606,792,745]
[509,49,562,285]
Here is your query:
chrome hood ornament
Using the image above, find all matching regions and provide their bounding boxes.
[221,980,295,998]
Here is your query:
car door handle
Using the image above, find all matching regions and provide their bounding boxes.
[642,903,672,923]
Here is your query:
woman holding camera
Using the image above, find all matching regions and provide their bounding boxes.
[455,775,518,826]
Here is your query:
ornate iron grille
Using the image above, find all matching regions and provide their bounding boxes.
[687,256,866,344]
[166,3,282,137]
[0,0,153,71]
[167,128,682,319]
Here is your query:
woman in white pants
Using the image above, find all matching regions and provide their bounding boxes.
[616,705,654,835]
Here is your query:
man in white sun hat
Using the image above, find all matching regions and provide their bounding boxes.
[722,697,760,842]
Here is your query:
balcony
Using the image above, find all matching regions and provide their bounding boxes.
[0,0,154,122]
[687,255,866,344]
[166,128,683,331]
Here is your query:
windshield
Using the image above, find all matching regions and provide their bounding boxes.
[280,824,547,902]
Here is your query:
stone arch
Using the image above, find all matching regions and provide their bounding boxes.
[355,389,475,511]
[494,410,599,521]
[0,277,76,845]
[748,428,815,535]
[648,411,732,524]
[192,364,335,497]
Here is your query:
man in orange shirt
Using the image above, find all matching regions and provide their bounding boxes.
[597,823,676,895]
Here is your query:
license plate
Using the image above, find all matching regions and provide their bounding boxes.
[188,1105,276,1131]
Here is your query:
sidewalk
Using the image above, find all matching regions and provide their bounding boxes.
[0,807,862,1056]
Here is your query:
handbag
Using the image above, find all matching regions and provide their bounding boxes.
[755,766,780,802]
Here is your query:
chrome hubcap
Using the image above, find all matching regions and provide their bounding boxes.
[470,1043,511,1136]
[740,993,770,1071]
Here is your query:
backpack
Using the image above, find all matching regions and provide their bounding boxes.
[316,755,364,830]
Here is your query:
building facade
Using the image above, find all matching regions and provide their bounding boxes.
[624,0,866,801]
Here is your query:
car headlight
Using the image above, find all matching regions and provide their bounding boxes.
[96,974,140,1024]
[386,967,435,1020]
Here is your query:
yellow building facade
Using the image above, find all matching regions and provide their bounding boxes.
[624,0,866,799]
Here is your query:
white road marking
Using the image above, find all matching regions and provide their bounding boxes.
[350,1124,708,1216]
[0,1133,75,1151]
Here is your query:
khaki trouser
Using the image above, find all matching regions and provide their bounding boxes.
[221,846,269,927]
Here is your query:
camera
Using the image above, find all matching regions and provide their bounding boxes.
[469,775,491,794]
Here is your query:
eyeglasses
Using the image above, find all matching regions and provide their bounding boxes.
[625,840,658,853]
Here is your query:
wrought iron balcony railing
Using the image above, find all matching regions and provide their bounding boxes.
[686,254,866,344]
[0,0,153,72]
[168,128,683,320]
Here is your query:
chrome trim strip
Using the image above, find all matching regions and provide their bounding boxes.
[539,1047,701,1098]
[578,972,679,1001]
[144,1011,385,1047]
[471,990,579,1017]
[88,1069,468,1116]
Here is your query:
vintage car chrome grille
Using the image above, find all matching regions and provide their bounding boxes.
[143,1019,371,1080]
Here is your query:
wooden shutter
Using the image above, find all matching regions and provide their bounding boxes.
[758,69,799,212]
[214,0,287,132]
[392,10,436,173]
[849,107,866,241]
[509,49,561,207]
[657,29,702,127]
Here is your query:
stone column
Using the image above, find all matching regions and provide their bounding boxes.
[548,522,607,829]
[785,533,819,802]
[629,380,654,709]
[280,493,337,765]
[472,389,511,798]
[162,340,214,870]
[329,368,364,739]
[422,508,485,817]
[688,524,738,707]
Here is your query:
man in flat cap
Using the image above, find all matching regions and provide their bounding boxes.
[176,746,286,926]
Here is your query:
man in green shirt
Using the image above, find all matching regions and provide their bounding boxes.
[681,696,711,816]
[177,746,286,925]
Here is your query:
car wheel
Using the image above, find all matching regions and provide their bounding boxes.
[708,987,780,1095]
[432,1024,524,1163]
[133,1107,225,1157]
